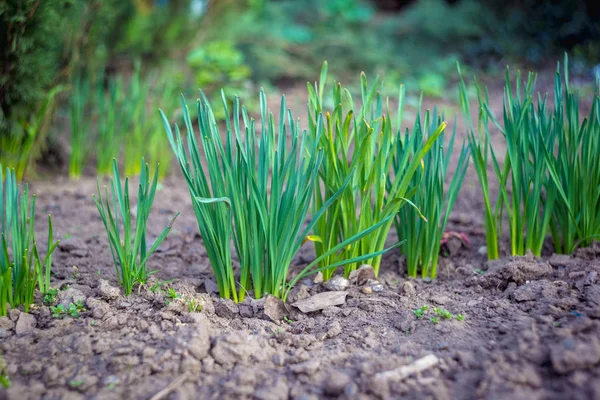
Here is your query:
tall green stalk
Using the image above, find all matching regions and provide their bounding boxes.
[307,62,446,279]
[94,159,179,296]
[393,105,469,279]
[123,62,149,176]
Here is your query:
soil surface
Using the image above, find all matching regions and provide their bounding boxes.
[2,74,600,400]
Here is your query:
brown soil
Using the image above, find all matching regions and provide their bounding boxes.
[2,73,600,400]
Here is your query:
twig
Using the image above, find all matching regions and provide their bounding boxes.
[149,372,190,400]
[374,354,440,382]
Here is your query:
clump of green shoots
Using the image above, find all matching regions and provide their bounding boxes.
[460,55,600,258]
[459,62,557,258]
[1,164,59,316]
[93,159,179,296]
[69,73,91,179]
[96,74,122,176]
[307,62,446,280]
[544,56,600,252]
[162,89,399,302]
[392,104,469,279]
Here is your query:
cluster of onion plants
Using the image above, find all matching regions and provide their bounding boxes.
[161,88,400,302]
[392,105,469,279]
[68,63,177,179]
[93,159,179,296]
[306,63,446,280]
[459,55,600,259]
[1,164,59,316]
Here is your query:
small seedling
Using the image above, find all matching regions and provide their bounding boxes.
[429,317,440,324]
[456,314,465,321]
[413,305,429,319]
[150,279,173,293]
[51,301,86,319]
[166,288,181,299]
[69,379,84,388]
[43,288,60,305]
[433,307,453,320]
[283,316,294,324]
[187,298,201,312]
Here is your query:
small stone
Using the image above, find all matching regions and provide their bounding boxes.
[478,246,487,256]
[356,265,376,286]
[15,313,36,335]
[402,281,416,295]
[263,295,287,322]
[362,286,373,294]
[292,291,348,313]
[238,304,253,318]
[214,299,239,318]
[368,279,384,292]
[8,308,20,321]
[324,276,350,291]
[0,316,15,331]
[327,321,343,338]
[98,280,120,300]
[313,272,324,284]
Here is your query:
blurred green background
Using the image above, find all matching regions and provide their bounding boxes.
[1,0,599,179]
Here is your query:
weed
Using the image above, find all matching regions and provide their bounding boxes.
[51,301,86,319]
[166,288,181,299]
[429,317,440,324]
[413,305,429,319]
[456,314,465,321]
[150,279,173,293]
[43,288,59,305]
[433,307,454,320]
[68,379,84,388]
[0,350,9,389]
[187,298,201,312]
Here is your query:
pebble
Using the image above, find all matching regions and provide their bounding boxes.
[15,313,36,336]
[478,246,487,256]
[356,264,376,286]
[402,281,416,295]
[324,276,350,291]
[368,279,384,292]
[98,280,120,300]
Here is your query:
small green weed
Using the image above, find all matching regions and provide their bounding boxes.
[413,305,429,319]
[68,379,84,388]
[43,288,59,305]
[456,314,465,321]
[166,288,181,299]
[187,298,201,312]
[433,307,453,320]
[429,317,440,324]
[51,300,86,319]
[150,279,173,293]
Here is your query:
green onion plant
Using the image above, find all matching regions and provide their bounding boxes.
[93,159,179,295]
[96,75,122,176]
[307,62,447,279]
[544,56,600,252]
[69,74,91,179]
[123,62,150,176]
[161,89,400,302]
[458,57,590,258]
[1,164,59,316]
[393,106,469,279]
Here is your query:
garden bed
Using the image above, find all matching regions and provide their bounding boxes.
[1,167,599,400]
